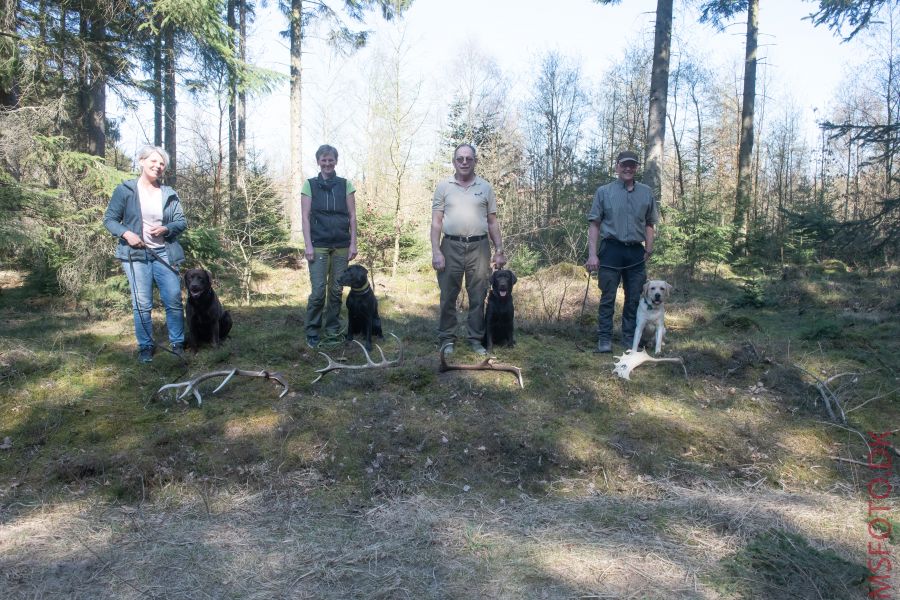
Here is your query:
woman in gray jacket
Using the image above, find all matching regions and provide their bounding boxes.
[103,145,187,363]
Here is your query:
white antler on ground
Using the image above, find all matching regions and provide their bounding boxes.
[612,349,687,381]
[438,344,525,389]
[157,369,289,405]
[312,333,403,384]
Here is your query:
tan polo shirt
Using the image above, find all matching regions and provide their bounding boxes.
[432,175,498,238]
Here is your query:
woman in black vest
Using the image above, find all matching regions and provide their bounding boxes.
[301,144,358,348]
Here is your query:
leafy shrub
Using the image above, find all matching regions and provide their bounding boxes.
[509,244,540,276]
[732,279,766,308]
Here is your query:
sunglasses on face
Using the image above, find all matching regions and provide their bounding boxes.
[455,156,475,164]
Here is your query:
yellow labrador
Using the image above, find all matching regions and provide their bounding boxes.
[632,279,673,355]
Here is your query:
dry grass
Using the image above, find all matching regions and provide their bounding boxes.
[1,479,891,599]
[1,264,898,599]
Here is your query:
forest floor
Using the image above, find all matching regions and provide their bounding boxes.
[0,261,898,599]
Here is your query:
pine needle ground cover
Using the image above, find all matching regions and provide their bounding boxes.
[1,265,897,599]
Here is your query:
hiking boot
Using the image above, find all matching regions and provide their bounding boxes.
[440,342,454,356]
[470,343,488,356]
[306,335,319,349]
[594,339,612,353]
[171,343,185,357]
[138,347,154,363]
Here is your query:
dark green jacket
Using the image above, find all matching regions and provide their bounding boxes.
[103,179,187,264]
[308,175,351,248]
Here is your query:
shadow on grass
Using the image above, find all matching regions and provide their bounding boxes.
[1,266,896,598]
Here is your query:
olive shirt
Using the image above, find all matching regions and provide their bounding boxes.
[301,179,356,197]
[432,176,498,238]
[587,179,659,243]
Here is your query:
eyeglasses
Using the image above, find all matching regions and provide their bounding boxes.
[618,162,638,169]
[454,156,475,164]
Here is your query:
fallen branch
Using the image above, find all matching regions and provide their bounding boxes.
[157,369,289,405]
[793,363,846,423]
[612,349,687,381]
[312,333,403,384]
[438,344,524,388]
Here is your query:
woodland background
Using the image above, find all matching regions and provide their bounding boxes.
[1,0,899,298]
[1,2,900,599]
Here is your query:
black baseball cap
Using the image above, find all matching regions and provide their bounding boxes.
[616,150,640,164]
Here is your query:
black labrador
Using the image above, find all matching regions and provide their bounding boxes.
[183,268,232,348]
[483,269,517,351]
[337,264,382,350]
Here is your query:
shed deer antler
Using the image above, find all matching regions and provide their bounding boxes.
[312,333,403,384]
[157,369,289,405]
[438,344,524,388]
[612,349,687,381]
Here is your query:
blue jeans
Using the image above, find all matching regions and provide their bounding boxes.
[121,249,184,351]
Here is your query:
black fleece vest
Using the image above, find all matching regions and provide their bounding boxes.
[308,175,350,248]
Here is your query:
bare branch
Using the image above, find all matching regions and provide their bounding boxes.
[438,344,524,389]
[792,363,846,423]
[311,334,403,384]
[157,369,289,405]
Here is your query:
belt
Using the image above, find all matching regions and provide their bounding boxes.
[605,238,643,247]
[444,234,487,242]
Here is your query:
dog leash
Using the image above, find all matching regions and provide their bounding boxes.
[143,246,181,276]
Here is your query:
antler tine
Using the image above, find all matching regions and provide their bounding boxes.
[613,349,687,381]
[311,351,345,384]
[312,334,404,383]
[157,369,291,405]
[438,347,525,389]
[351,340,378,365]
[211,368,239,394]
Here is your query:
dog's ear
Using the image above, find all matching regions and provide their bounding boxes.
[510,271,517,285]
[665,282,674,296]
[183,270,190,286]
[642,281,650,296]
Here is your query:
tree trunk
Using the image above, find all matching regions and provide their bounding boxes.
[153,22,163,147]
[227,0,238,215]
[732,0,758,253]
[86,15,106,157]
[0,0,19,106]
[643,0,673,198]
[289,0,304,243]
[163,24,177,184]
[237,0,247,197]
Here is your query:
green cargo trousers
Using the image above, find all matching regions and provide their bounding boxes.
[306,246,349,339]
[437,236,491,346]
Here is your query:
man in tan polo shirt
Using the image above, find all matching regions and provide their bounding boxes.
[431,143,507,355]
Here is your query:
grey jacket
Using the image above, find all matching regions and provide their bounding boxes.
[103,179,187,264]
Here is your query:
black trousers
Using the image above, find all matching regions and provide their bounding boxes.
[596,239,646,344]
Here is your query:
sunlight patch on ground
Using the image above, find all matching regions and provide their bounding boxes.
[223,413,282,440]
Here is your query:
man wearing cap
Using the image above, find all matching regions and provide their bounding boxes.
[585,150,659,353]
[431,143,507,356]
